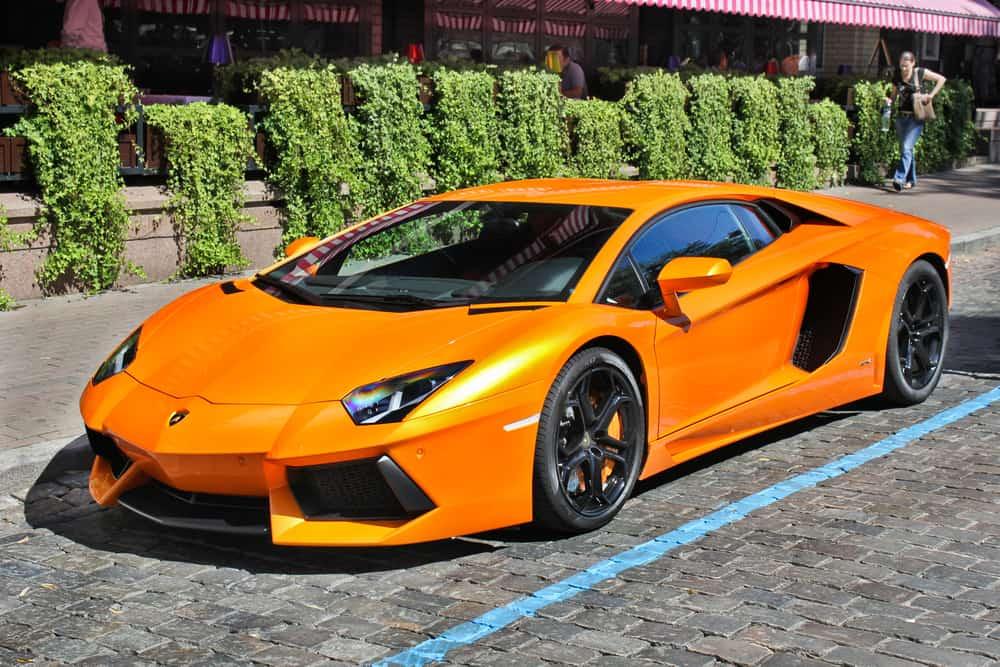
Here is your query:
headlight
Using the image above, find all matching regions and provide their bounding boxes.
[342,361,472,425]
[93,328,141,385]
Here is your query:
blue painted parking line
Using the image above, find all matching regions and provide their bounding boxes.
[376,386,1000,667]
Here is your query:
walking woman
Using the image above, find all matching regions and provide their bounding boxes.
[886,51,946,192]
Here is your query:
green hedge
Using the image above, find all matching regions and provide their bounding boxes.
[687,74,736,182]
[776,77,818,191]
[427,69,501,191]
[809,100,850,185]
[565,99,624,179]
[730,76,780,185]
[145,103,254,277]
[497,69,565,180]
[620,71,690,179]
[257,65,358,249]
[349,60,431,217]
[851,80,896,185]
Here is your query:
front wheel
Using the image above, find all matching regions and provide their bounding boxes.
[532,347,646,533]
[881,259,948,406]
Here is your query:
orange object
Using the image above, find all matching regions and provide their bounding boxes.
[80,179,951,546]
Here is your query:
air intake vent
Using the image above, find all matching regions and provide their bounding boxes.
[287,456,434,521]
[793,265,862,372]
[85,428,131,478]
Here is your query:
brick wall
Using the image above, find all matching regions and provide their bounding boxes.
[822,24,882,75]
[371,0,382,55]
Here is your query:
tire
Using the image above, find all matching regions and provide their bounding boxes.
[532,347,646,533]
[880,259,949,406]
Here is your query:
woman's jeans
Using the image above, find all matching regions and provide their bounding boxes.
[893,116,925,186]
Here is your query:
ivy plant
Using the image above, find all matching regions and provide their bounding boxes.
[686,74,736,182]
[257,65,359,251]
[851,80,897,185]
[620,71,690,180]
[8,60,139,293]
[349,60,431,217]
[145,103,254,277]
[426,68,501,191]
[730,76,780,185]
[809,100,850,186]
[565,99,624,179]
[775,77,818,191]
[496,68,566,180]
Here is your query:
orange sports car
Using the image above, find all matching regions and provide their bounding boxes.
[80,179,950,546]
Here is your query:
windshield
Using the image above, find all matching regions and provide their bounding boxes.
[259,201,633,310]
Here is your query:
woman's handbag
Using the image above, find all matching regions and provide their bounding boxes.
[913,69,936,121]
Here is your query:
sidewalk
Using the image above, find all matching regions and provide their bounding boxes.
[824,163,1000,252]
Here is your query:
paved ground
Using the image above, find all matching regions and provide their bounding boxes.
[825,163,1000,243]
[0,243,997,665]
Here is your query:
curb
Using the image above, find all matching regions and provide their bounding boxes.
[952,225,1000,255]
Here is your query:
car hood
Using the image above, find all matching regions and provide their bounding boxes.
[126,279,547,405]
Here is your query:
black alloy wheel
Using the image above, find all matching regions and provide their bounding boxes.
[533,348,645,533]
[882,259,948,405]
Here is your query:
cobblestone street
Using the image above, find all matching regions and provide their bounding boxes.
[0,247,998,666]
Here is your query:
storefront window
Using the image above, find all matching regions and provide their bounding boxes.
[593,25,628,66]
[433,11,484,61]
[300,3,360,58]
[491,17,536,64]
[226,1,291,56]
[132,2,212,93]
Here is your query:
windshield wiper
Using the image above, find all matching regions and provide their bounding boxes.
[254,274,322,306]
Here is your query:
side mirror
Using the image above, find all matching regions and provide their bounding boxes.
[656,257,732,318]
[284,236,321,259]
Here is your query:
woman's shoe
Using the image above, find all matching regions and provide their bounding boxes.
[904,183,914,190]
[892,180,903,192]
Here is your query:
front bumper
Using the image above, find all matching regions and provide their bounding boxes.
[81,371,544,546]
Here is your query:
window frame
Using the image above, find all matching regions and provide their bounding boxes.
[595,199,782,309]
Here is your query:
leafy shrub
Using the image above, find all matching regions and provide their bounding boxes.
[0,207,33,310]
[851,80,897,185]
[257,65,359,250]
[620,71,690,179]
[8,61,139,292]
[496,68,565,180]
[145,103,254,277]
[775,77,817,191]
[350,60,431,217]
[730,76,780,185]
[215,49,327,103]
[944,79,976,162]
[914,86,953,174]
[686,74,736,181]
[426,68,501,191]
[809,100,850,185]
[565,99,624,179]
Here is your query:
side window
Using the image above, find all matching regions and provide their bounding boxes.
[630,204,755,288]
[601,257,646,309]
[731,205,776,251]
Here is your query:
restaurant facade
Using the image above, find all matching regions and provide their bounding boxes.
[2,1,999,99]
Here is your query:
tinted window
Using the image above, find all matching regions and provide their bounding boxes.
[731,205,776,251]
[601,257,645,309]
[630,204,754,287]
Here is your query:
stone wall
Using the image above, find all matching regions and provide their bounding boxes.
[0,181,283,301]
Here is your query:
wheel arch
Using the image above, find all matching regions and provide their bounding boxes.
[574,335,651,448]
[917,252,950,302]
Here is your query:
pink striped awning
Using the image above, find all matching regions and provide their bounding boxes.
[492,16,538,33]
[546,0,588,13]
[544,19,587,37]
[136,0,211,12]
[611,0,1000,37]
[434,11,484,30]
[594,24,630,39]
[303,3,358,23]
[226,0,290,21]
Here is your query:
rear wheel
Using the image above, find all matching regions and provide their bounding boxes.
[881,259,948,406]
[532,348,646,533]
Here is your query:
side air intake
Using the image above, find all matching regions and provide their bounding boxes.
[793,265,862,372]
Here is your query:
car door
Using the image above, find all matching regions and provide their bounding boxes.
[623,203,805,444]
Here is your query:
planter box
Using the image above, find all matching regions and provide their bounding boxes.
[341,75,356,106]
[255,129,267,169]
[1,70,26,106]
[0,137,9,173]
